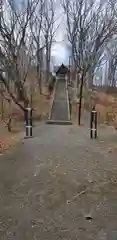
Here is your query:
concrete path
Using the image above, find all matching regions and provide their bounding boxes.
[1,123,117,239]
[50,79,69,121]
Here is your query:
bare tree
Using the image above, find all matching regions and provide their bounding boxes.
[42,0,60,83]
[0,0,37,116]
[29,0,46,94]
[105,40,117,87]
[62,0,117,125]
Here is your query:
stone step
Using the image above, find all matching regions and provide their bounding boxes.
[49,79,70,122]
[46,120,72,125]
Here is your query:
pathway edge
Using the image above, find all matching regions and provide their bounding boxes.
[48,77,58,120]
[66,77,70,121]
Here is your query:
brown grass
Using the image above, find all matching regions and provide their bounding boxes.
[0,69,50,151]
[0,67,50,124]
[84,88,117,127]
[0,86,49,125]
[32,86,49,121]
[0,69,51,153]
[71,103,78,124]
[0,86,50,153]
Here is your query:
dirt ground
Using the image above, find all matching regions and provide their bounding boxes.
[1,123,117,239]
[0,121,24,154]
[1,81,117,239]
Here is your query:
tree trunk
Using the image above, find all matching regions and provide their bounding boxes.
[7,117,12,132]
[87,69,93,89]
[45,43,51,84]
[39,71,42,95]
[24,99,29,121]
[37,48,42,94]
[46,59,50,83]
[37,64,42,94]
[0,74,29,121]
[78,74,84,125]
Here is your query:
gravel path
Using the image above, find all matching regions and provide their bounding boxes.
[0,123,117,239]
[50,79,69,121]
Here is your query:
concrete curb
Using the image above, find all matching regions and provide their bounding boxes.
[48,77,58,120]
[66,77,70,121]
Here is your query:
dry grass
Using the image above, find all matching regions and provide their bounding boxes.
[0,67,50,124]
[0,131,24,154]
[0,85,49,153]
[84,88,117,127]
[71,103,78,124]
[32,86,49,121]
[0,85,49,126]
[0,68,51,153]
[70,86,117,127]
[0,85,50,153]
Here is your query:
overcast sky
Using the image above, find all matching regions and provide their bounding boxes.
[3,0,69,67]
[51,1,70,66]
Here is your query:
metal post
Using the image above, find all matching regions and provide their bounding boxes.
[90,111,93,139]
[30,108,33,137]
[25,108,29,137]
[94,110,97,139]
[69,97,72,119]
[90,106,97,139]
[25,108,33,138]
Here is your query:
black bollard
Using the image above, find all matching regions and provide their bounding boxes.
[90,106,97,139]
[69,98,72,119]
[25,107,33,138]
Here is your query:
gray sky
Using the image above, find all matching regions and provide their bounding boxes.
[51,2,70,65]
[4,0,69,66]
